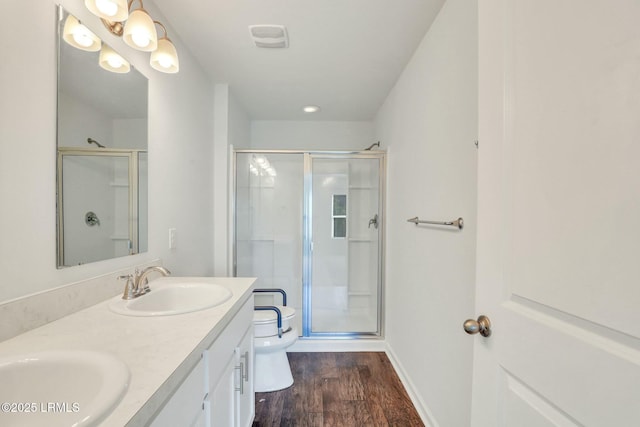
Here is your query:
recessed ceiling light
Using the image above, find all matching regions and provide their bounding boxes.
[302,105,321,113]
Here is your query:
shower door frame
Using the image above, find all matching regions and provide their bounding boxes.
[56,147,144,267]
[232,149,386,339]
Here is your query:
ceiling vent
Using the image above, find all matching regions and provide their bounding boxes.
[249,25,289,48]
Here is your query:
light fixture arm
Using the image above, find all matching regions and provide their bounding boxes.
[100,18,124,36]
[153,20,169,40]
[127,0,144,11]
[100,0,147,36]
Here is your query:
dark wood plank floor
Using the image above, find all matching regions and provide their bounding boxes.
[253,352,424,427]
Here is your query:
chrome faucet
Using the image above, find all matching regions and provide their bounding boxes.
[133,266,171,296]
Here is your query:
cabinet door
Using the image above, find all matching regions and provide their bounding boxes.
[235,327,254,427]
[193,405,208,427]
[209,354,236,427]
[150,359,206,427]
[205,297,254,427]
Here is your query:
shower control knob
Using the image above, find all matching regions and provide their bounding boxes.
[463,315,492,337]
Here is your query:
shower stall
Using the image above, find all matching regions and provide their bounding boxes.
[234,150,385,338]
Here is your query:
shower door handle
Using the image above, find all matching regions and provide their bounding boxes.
[368,214,378,229]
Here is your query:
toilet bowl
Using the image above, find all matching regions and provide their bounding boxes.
[253,305,297,392]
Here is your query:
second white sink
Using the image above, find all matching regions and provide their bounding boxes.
[0,350,129,427]
[109,278,233,317]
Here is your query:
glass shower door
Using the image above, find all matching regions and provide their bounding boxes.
[235,152,305,333]
[307,155,383,336]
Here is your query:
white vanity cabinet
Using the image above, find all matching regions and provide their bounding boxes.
[205,297,255,427]
[149,358,206,427]
[150,295,254,427]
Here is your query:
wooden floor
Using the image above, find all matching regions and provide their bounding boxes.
[253,352,424,427]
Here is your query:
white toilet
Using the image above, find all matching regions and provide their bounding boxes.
[253,305,298,392]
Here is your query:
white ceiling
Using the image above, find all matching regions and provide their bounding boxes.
[151,0,446,121]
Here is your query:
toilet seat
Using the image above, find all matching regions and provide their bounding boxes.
[253,305,296,338]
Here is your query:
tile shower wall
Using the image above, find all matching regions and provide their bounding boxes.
[236,153,304,333]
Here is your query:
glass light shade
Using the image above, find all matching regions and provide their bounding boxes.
[123,9,157,52]
[62,15,101,52]
[99,44,130,73]
[150,38,179,73]
[84,0,129,22]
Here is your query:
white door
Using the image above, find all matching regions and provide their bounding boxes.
[473,0,640,425]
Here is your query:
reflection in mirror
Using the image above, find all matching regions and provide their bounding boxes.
[56,6,148,267]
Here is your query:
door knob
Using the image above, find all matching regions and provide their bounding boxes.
[463,315,492,337]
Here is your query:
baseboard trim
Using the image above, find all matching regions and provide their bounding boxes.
[384,343,440,427]
[289,338,387,352]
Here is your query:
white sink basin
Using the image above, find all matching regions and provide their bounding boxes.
[109,279,233,317]
[0,350,129,427]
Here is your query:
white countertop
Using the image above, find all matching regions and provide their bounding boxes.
[0,276,256,426]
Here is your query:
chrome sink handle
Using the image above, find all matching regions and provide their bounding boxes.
[117,275,135,300]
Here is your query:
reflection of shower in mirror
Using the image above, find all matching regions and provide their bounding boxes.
[87,137,106,148]
[85,211,100,226]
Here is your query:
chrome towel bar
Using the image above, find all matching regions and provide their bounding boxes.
[407,216,464,230]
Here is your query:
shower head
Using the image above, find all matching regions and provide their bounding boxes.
[87,138,106,148]
[364,141,380,151]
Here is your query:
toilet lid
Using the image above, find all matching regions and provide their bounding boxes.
[253,306,296,324]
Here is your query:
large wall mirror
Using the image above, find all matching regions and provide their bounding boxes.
[56,6,148,267]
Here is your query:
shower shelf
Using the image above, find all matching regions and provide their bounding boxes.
[348,238,373,242]
[109,182,129,187]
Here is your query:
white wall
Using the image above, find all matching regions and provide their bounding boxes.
[228,90,251,150]
[249,120,375,151]
[212,85,251,276]
[0,0,215,303]
[58,93,147,149]
[58,91,113,147]
[113,118,147,149]
[375,0,477,425]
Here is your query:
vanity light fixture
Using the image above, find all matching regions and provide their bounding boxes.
[85,0,179,73]
[150,21,179,73]
[63,15,101,52]
[84,0,129,22]
[122,4,157,51]
[302,105,321,113]
[99,44,131,73]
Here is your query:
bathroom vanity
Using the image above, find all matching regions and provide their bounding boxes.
[0,276,256,427]
[149,289,255,426]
